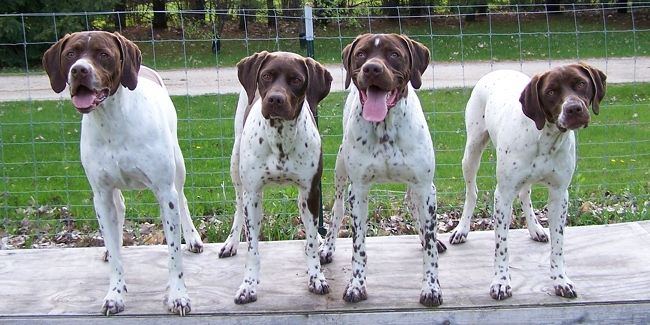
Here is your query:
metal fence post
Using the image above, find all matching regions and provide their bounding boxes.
[304,5,327,236]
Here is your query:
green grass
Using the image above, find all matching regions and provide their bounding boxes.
[1,84,649,242]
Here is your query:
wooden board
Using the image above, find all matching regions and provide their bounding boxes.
[1,221,650,323]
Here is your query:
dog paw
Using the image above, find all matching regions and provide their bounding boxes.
[449,230,468,244]
[164,294,191,316]
[343,282,367,303]
[218,243,238,258]
[490,281,512,300]
[319,249,333,265]
[187,239,204,254]
[308,276,330,295]
[554,279,577,298]
[420,287,443,307]
[436,239,447,253]
[234,285,257,304]
[101,294,125,316]
[529,228,549,243]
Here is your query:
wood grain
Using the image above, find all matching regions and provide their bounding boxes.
[1,221,649,323]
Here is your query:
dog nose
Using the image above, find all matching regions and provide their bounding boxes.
[565,103,583,115]
[266,93,285,106]
[71,65,89,79]
[362,62,384,76]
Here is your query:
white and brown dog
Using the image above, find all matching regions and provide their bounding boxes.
[449,64,606,300]
[219,51,333,304]
[318,33,446,306]
[42,31,203,315]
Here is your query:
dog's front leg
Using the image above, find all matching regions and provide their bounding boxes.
[411,184,443,306]
[299,189,330,295]
[490,187,515,300]
[548,188,577,298]
[93,189,127,315]
[342,183,369,303]
[220,144,244,258]
[319,147,347,264]
[234,189,263,304]
[158,188,191,316]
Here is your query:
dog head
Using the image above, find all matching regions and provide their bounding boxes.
[520,63,607,131]
[237,51,332,121]
[42,31,142,114]
[342,33,430,122]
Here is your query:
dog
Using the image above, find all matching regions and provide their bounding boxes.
[218,51,333,304]
[42,31,204,315]
[448,63,606,300]
[318,33,446,306]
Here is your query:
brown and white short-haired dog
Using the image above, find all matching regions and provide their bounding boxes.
[42,31,203,316]
[319,33,446,306]
[449,63,606,300]
[218,51,332,304]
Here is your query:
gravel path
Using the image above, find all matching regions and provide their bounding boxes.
[1,57,648,102]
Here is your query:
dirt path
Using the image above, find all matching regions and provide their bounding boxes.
[1,57,648,102]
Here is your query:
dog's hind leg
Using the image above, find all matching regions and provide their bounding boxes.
[175,149,204,253]
[518,186,548,242]
[319,145,347,264]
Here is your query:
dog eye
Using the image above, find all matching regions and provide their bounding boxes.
[546,90,555,96]
[261,73,272,81]
[65,51,76,59]
[99,52,109,60]
[390,52,400,59]
[291,77,302,85]
[576,81,586,89]
[356,51,366,59]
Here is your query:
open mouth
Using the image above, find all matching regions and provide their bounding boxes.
[71,85,109,113]
[359,86,399,122]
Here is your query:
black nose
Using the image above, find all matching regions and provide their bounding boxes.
[565,103,584,115]
[266,94,285,106]
[71,66,89,78]
[362,62,384,76]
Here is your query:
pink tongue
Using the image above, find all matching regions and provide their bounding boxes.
[72,90,96,109]
[362,88,389,122]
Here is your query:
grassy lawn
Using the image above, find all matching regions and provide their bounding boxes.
[1,84,649,244]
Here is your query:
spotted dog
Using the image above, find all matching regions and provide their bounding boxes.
[318,33,446,306]
[448,64,606,300]
[42,31,204,315]
[219,51,333,304]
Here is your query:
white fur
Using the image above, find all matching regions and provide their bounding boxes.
[81,71,203,315]
[449,70,578,300]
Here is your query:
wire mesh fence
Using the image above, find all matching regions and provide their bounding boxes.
[1,3,649,248]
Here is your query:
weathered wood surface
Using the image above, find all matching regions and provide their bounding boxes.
[1,221,650,324]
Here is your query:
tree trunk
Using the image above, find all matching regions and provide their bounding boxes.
[152,0,168,29]
[187,0,206,22]
[267,0,276,28]
[381,0,399,17]
[113,0,127,30]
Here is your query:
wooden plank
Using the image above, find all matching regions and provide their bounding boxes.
[1,222,650,320]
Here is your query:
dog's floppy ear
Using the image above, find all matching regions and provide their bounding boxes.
[397,34,430,89]
[304,57,333,117]
[519,74,547,130]
[577,62,607,115]
[237,51,271,105]
[342,34,364,90]
[112,32,141,91]
[42,33,73,93]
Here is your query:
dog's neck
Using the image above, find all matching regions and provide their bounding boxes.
[536,123,574,157]
[263,108,307,155]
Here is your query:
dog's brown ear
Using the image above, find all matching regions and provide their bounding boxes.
[398,34,430,89]
[113,32,141,91]
[342,34,365,90]
[519,74,547,130]
[237,51,271,105]
[42,33,73,93]
[577,62,607,115]
[304,57,333,116]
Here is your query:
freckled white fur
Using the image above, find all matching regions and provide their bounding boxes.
[449,69,578,300]
[220,89,328,304]
[320,83,443,306]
